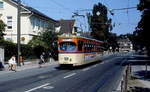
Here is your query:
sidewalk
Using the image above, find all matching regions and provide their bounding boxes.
[131,65,150,88]
[0,52,117,75]
[0,58,58,75]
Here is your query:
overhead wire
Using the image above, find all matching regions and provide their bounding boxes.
[22,0,137,28]
[50,0,73,14]
[127,0,130,24]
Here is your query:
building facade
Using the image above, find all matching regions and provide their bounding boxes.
[0,0,57,44]
[56,19,89,36]
[56,19,76,34]
[117,38,133,52]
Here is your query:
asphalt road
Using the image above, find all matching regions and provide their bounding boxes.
[0,52,132,92]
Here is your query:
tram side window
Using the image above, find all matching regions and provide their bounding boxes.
[84,43,88,52]
[87,43,92,52]
[78,40,84,51]
[89,44,92,51]
[84,43,87,52]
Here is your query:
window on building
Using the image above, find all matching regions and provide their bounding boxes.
[6,38,12,42]
[33,18,35,29]
[7,16,12,29]
[0,1,3,9]
[37,19,40,30]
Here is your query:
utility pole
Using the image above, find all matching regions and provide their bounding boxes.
[72,12,86,33]
[17,0,21,66]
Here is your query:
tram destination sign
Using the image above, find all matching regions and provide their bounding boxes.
[63,38,72,41]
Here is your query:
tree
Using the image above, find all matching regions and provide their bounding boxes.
[40,29,58,60]
[28,28,58,60]
[28,36,47,48]
[0,20,6,40]
[89,3,112,41]
[107,33,119,51]
[136,0,150,56]
[88,3,118,51]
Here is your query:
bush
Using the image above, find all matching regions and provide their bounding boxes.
[0,40,34,61]
[0,40,17,61]
[21,44,33,59]
[33,45,45,59]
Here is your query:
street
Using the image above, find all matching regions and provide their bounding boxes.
[0,52,132,92]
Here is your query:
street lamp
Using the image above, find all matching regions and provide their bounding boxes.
[17,0,21,66]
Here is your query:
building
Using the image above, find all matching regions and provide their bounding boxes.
[117,38,133,52]
[56,19,76,34]
[0,0,57,44]
[56,19,91,37]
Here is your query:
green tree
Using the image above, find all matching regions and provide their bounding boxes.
[28,28,58,60]
[0,20,6,40]
[40,29,58,60]
[28,36,47,48]
[107,33,119,51]
[88,3,117,50]
[136,0,150,56]
[89,3,112,41]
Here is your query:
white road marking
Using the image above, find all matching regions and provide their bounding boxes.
[64,73,76,79]
[25,83,50,92]
[38,76,47,79]
[101,62,104,64]
[92,64,98,68]
[43,86,54,89]
[82,67,91,71]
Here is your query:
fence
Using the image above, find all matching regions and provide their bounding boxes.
[120,65,131,92]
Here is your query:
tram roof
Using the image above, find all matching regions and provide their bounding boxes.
[58,34,103,43]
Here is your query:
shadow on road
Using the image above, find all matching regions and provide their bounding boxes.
[55,60,102,70]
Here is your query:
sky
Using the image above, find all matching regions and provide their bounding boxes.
[21,0,141,35]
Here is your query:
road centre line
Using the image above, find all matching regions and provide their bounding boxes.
[64,73,76,79]
[24,83,50,92]
[101,62,104,64]
[82,67,91,71]
[92,64,98,68]
[43,86,54,89]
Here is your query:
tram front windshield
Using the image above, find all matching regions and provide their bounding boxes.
[60,42,76,51]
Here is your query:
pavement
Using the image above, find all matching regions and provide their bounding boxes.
[0,58,58,75]
[115,53,150,92]
[0,51,115,75]
[130,53,150,89]
[131,65,150,88]
[123,65,150,92]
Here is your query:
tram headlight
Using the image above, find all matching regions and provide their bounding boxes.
[64,57,69,61]
[70,58,72,62]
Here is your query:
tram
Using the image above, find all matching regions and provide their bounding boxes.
[58,34,104,66]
